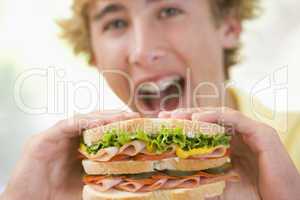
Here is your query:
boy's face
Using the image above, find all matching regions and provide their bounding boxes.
[88,0,240,116]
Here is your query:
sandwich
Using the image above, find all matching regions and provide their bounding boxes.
[79,118,238,200]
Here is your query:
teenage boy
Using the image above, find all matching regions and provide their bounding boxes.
[1,1,300,199]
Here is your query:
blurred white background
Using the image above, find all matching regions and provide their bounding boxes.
[1,0,300,189]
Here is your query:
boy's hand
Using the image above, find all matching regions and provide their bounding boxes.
[1,111,140,200]
[159,107,300,200]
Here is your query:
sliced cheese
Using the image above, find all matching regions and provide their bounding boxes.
[176,146,227,159]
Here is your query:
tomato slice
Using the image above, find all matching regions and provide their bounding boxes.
[83,175,107,184]
[110,154,131,161]
[205,149,231,160]
[77,153,86,160]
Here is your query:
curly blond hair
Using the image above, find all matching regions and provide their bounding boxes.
[59,0,260,79]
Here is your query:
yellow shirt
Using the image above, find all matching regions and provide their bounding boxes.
[232,88,300,171]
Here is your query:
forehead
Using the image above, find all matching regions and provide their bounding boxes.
[87,0,164,8]
[90,0,172,5]
[87,0,179,13]
[85,0,212,18]
[80,0,213,13]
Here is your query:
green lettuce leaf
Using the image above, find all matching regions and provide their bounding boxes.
[134,130,150,142]
[83,127,231,155]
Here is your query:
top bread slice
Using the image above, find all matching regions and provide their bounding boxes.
[83,118,226,146]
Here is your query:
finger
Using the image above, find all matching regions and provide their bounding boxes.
[171,108,203,119]
[159,108,203,120]
[192,107,255,134]
[159,108,213,121]
[191,107,279,154]
[158,111,171,118]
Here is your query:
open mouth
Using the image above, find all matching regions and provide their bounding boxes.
[135,75,186,114]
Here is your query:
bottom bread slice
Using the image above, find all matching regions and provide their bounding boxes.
[83,181,225,200]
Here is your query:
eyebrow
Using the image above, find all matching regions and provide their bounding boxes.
[92,3,125,21]
[92,0,167,21]
[145,0,164,3]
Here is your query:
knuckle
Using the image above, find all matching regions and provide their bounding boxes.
[101,110,127,116]
[217,107,233,117]
[191,108,202,114]
[27,134,41,144]
[222,109,242,126]
[55,118,73,132]
[171,108,185,114]
[228,109,242,119]
[76,118,90,130]
[256,122,278,135]
[220,106,231,112]
[264,124,278,136]
[221,107,241,117]
[219,107,237,119]
[25,131,60,160]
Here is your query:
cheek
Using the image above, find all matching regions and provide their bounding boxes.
[90,30,132,101]
[172,23,224,83]
[104,73,133,102]
[91,32,129,71]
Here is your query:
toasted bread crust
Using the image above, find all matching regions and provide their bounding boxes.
[82,181,225,200]
[83,118,226,146]
[82,157,230,175]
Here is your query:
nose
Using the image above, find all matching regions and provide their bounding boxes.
[128,21,167,67]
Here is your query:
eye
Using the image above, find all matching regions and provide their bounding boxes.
[103,19,128,32]
[159,7,183,19]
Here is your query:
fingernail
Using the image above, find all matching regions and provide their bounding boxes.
[158,111,171,118]
[171,112,191,120]
[192,111,217,120]
[124,112,140,118]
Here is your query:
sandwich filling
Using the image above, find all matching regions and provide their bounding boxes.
[80,124,237,194]
[83,167,239,193]
[80,127,230,162]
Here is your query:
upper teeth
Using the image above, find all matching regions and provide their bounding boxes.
[159,75,181,91]
[138,82,160,93]
[139,75,182,94]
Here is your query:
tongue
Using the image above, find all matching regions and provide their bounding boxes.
[161,91,181,111]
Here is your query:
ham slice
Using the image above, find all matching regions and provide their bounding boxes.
[140,144,177,155]
[84,171,239,192]
[90,147,119,161]
[80,142,229,161]
[91,178,123,192]
[116,181,144,192]
[201,171,240,184]
[140,179,168,192]
[163,177,201,189]
[118,141,146,156]
[124,178,157,185]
